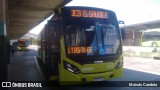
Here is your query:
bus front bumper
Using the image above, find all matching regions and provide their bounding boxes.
[17,47,29,50]
[59,66,123,85]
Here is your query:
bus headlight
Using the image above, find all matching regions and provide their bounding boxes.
[64,61,80,74]
[116,58,123,69]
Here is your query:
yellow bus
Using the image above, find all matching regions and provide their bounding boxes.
[17,39,29,50]
[141,29,160,47]
[38,6,125,85]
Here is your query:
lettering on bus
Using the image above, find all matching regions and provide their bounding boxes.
[68,47,92,54]
[71,10,108,18]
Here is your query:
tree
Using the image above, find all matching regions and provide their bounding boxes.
[29,37,33,45]
[32,38,38,45]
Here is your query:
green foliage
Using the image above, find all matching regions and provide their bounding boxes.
[29,37,38,45]
[32,38,38,45]
[29,37,33,45]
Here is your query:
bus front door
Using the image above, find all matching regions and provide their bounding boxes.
[45,21,62,80]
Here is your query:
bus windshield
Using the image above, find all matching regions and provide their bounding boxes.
[142,31,160,42]
[63,7,121,56]
[18,40,29,47]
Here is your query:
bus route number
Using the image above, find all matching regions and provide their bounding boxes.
[68,47,92,54]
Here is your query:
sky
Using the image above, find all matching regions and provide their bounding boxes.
[29,0,160,35]
[29,15,53,35]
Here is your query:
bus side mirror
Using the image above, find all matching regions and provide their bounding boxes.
[119,21,126,40]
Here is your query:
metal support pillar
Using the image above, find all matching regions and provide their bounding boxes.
[0,0,8,84]
[132,29,135,45]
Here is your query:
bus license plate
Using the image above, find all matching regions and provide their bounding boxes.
[93,77,104,81]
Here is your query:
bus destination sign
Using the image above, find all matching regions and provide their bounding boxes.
[71,10,108,18]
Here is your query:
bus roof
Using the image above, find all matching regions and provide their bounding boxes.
[18,39,28,41]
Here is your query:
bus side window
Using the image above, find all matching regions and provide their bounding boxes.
[50,22,62,52]
[51,30,59,52]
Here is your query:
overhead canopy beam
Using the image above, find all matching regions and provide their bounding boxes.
[126,20,160,31]
[8,0,72,39]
